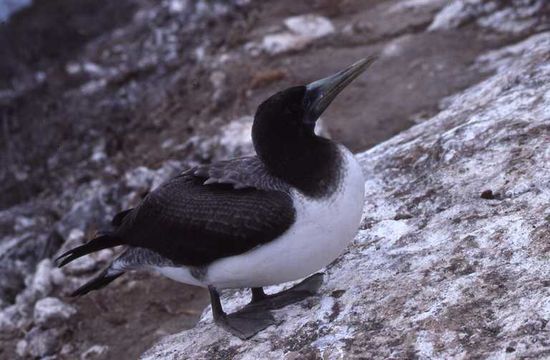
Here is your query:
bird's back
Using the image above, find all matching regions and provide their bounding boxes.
[116,158,297,267]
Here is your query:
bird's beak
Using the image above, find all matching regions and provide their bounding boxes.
[304,56,377,125]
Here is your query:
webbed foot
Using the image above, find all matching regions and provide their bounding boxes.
[245,272,324,311]
[214,307,275,340]
[209,286,275,340]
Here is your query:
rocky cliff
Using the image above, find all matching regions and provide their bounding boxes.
[143,31,550,360]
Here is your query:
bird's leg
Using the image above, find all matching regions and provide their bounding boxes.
[245,272,324,311]
[251,287,267,302]
[208,286,275,340]
[208,286,226,323]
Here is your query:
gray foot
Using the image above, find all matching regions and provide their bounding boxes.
[245,272,324,311]
[215,308,275,340]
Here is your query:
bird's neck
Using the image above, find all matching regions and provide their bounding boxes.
[254,135,342,198]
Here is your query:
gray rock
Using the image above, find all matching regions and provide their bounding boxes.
[386,0,447,14]
[0,231,62,306]
[214,116,255,159]
[13,259,54,309]
[33,297,76,328]
[248,14,335,55]
[90,139,108,163]
[209,70,227,106]
[63,228,85,248]
[55,180,115,239]
[1,259,67,338]
[0,262,25,306]
[125,166,157,191]
[49,267,66,288]
[62,254,100,276]
[81,344,109,359]
[15,338,28,357]
[183,116,256,165]
[30,259,54,298]
[25,327,64,358]
[429,0,549,35]
[142,32,550,360]
[0,305,19,336]
[13,215,36,232]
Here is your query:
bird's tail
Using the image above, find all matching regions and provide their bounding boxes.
[55,232,124,267]
[70,267,124,297]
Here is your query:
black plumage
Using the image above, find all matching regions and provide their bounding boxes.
[252,86,343,198]
[70,268,122,297]
[189,156,289,191]
[111,208,133,226]
[56,233,123,267]
[58,158,296,268]
[118,172,296,266]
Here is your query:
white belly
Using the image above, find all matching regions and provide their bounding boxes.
[201,146,365,289]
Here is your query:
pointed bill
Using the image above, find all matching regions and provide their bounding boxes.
[304,56,377,124]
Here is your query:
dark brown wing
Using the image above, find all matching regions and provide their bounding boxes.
[116,161,295,267]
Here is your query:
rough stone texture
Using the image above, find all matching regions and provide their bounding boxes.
[246,14,335,55]
[429,0,550,35]
[23,327,64,358]
[0,210,62,306]
[143,32,550,360]
[185,116,256,165]
[54,180,117,239]
[33,297,76,328]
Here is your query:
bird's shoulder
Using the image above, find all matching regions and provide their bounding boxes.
[184,155,290,192]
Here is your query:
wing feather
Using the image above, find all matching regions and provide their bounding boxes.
[117,158,295,266]
[189,156,289,192]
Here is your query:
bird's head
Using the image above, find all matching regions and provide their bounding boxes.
[252,57,376,149]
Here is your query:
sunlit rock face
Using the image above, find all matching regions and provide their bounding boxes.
[142,32,550,360]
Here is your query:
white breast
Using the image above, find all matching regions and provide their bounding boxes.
[202,145,365,289]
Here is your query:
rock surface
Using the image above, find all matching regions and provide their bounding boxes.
[33,297,76,328]
[143,31,550,360]
[429,0,550,35]
[257,14,335,55]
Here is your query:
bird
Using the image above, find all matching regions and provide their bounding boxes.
[56,57,375,339]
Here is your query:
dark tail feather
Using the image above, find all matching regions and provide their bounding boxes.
[71,268,124,297]
[56,233,124,268]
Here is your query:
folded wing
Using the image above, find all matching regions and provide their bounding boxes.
[117,156,295,266]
